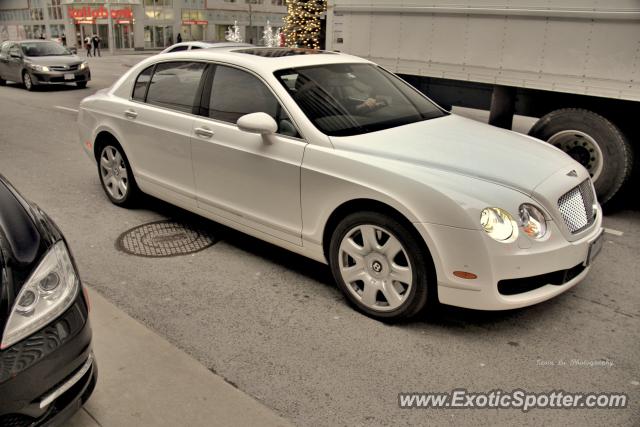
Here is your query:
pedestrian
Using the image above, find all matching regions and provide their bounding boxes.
[176,33,182,43]
[61,33,66,46]
[92,34,101,57]
[85,36,92,57]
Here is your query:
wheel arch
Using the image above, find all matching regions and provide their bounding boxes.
[93,129,122,161]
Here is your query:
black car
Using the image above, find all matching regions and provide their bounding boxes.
[0,40,91,91]
[0,175,96,426]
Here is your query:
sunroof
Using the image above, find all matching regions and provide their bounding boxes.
[234,48,335,58]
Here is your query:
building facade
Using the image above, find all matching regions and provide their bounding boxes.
[0,0,287,50]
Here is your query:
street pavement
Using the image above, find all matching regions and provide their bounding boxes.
[0,54,638,426]
[68,288,291,427]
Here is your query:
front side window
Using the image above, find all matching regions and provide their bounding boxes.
[208,65,298,137]
[274,63,446,137]
[145,61,206,113]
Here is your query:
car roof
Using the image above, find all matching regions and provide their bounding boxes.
[153,47,371,73]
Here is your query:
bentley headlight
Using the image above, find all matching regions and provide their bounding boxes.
[1,241,79,349]
[519,203,548,239]
[480,207,518,242]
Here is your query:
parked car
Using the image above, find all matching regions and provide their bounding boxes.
[0,40,90,91]
[0,174,96,424]
[77,47,604,320]
[160,41,253,54]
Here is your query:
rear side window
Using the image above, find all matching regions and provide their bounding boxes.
[132,65,153,101]
[145,61,206,113]
[169,45,188,52]
[190,46,202,50]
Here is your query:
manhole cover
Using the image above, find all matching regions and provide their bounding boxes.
[116,220,217,257]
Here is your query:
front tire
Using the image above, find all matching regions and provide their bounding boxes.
[98,143,139,207]
[22,71,35,91]
[76,81,87,88]
[329,212,431,321]
[529,108,633,204]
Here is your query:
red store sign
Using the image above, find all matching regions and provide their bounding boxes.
[68,6,133,20]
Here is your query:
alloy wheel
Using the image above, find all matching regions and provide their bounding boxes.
[100,146,129,201]
[338,224,413,312]
[23,73,32,90]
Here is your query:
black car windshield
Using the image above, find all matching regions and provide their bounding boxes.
[21,41,71,57]
[274,63,446,136]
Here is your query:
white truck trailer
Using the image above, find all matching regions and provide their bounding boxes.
[326,0,639,204]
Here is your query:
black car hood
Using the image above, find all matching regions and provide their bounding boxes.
[0,177,40,265]
[0,175,62,329]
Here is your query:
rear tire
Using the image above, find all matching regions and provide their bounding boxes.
[329,211,432,321]
[529,108,633,204]
[97,142,140,208]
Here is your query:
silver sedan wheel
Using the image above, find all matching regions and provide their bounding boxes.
[23,73,32,90]
[338,224,413,312]
[99,146,129,201]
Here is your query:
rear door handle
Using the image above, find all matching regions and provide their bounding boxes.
[195,127,214,138]
[124,109,138,119]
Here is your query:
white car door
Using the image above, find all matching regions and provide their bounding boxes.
[120,61,207,208]
[190,64,306,245]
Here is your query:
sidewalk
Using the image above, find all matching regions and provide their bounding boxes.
[66,287,291,427]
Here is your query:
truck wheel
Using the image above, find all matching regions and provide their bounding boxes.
[529,108,633,204]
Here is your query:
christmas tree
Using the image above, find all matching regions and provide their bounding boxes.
[262,20,281,47]
[283,0,326,49]
[225,21,243,43]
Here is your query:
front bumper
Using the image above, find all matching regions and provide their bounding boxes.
[30,69,91,85]
[416,212,603,310]
[0,292,96,426]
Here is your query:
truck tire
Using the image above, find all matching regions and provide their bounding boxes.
[529,108,633,204]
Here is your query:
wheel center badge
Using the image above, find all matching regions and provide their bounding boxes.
[372,261,382,273]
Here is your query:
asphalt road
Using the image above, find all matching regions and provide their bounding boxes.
[0,55,638,426]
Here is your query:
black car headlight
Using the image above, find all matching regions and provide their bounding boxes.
[1,241,79,349]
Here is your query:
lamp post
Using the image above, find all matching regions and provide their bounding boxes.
[106,2,114,54]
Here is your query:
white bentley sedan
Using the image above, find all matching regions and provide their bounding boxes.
[78,47,603,320]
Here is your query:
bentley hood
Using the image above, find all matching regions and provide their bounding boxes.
[329,114,579,195]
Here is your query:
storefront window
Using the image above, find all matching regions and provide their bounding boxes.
[145,25,173,48]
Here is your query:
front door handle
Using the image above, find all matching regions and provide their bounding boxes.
[194,127,214,138]
[124,109,138,119]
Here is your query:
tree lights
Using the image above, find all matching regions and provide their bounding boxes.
[283,0,326,49]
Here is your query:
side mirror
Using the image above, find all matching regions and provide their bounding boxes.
[237,112,277,135]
